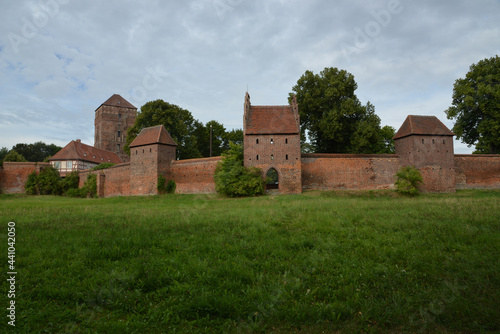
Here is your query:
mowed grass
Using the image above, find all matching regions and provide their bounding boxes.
[0,190,499,333]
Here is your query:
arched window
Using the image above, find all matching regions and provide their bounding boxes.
[271,138,274,144]
[256,155,259,161]
[286,154,289,160]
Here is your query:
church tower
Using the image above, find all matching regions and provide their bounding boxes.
[94,94,137,162]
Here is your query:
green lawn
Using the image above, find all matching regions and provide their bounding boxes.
[0,190,499,333]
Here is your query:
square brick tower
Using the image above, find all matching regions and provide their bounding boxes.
[129,125,177,196]
[243,92,302,194]
[394,115,455,192]
[94,94,137,162]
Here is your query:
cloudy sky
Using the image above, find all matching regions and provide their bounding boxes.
[1,0,499,153]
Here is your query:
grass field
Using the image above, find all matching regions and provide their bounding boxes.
[0,190,499,333]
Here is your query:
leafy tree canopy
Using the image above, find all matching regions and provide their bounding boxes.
[290,67,395,154]
[4,149,27,162]
[12,142,62,162]
[445,55,500,154]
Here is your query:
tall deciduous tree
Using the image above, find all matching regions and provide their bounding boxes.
[125,99,202,159]
[445,55,500,154]
[11,142,62,162]
[4,150,27,162]
[290,67,393,154]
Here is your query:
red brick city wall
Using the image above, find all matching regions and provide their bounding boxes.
[0,162,50,194]
[455,155,500,189]
[301,154,400,191]
[130,144,161,196]
[78,163,131,197]
[170,156,221,194]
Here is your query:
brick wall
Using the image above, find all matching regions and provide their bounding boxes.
[455,155,500,189]
[301,154,400,191]
[78,163,131,197]
[170,156,221,194]
[0,162,50,194]
[244,134,302,194]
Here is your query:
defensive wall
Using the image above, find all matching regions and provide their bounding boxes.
[301,154,400,191]
[0,162,50,194]
[2,154,499,196]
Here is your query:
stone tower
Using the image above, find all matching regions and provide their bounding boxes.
[243,92,302,194]
[94,94,137,162]
[129,125,177,196]
[393,115,455,192]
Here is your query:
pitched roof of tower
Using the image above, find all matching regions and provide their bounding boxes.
[129,125,177,148]
[49,140,122,164]
[393,115,454,140]
[96,94,136,110]
[245,105,299,135]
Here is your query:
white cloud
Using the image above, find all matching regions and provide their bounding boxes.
[0,0,499,152]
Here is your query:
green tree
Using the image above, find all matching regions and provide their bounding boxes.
[224,129,243,147]
[445,55,500,154]
[194,120,229,157]
[12,142,62,162]
[125,99,202,159]
[4,150,27,162]
[290,67,393,154]
[214,142,265,197]
[395,166,423,196]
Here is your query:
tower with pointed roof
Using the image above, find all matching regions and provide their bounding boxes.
[243,92,302,194]
[94,94,137,162]
[393,115,456,192]
[129,125,177,195]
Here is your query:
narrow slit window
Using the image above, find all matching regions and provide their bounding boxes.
[285,138,288,144]
[271,138,274,144]
[422,139,424,144]
[256,139,259,144]
[286,154,289,160]
[256,155,259,161]
[271,154,274,160]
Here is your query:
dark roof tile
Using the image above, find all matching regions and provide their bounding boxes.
[129,125,177,148]
[393,115,454,140]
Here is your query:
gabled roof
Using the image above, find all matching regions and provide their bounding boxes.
[96,94,136,111]
[245,103,300,135]
[49,140,122,164]
[393,115,454,140]
[129,125,177,148]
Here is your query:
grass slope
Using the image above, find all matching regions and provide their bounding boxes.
[0,190,499,333]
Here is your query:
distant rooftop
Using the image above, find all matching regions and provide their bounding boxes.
[96,94,136,111]
[49,140,122,164]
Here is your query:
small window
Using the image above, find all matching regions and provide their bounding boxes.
[422,139,424,144]
[149,148,152,153]
[135,150,138,155]
[271,138,274,144]
[101,157,104,161]
[143,149,145,153]
[271,154,274,160]
[117,130,121,137]
[432,139,435,144]
[286,154,289,160]
[118,113,122,119]
[93,155,95,159]
[256,155,259,161]
[84,153,87,157]
[443,139,446,144]
[256,139,259,144]
[117,144,120,151]
[285,138,288,144]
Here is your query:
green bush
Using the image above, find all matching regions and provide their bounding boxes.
[166,179,176,194]
[61,171,80,194]
[24,166,62,195]
[81,174,98,198]
[214,142,265,197]
[395,166,423,196]
[92,162,116,170]
[157,175,167,194]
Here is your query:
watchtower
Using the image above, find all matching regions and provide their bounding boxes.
[243,93,302,194]
[393,115,455,192]
[129,125,177,195]
[94,94,137,162]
